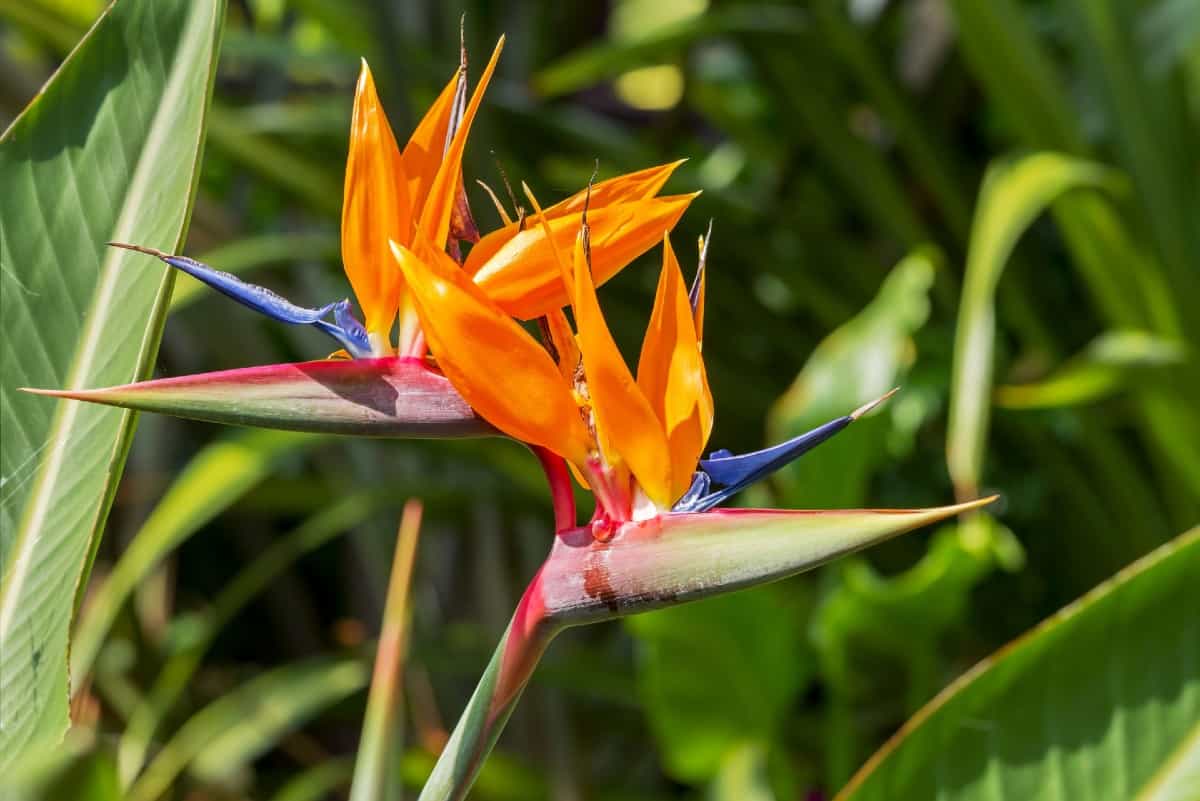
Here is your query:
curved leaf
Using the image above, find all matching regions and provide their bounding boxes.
[0,0,226,765]
[946,153,1120,499]
[837,526,1200,801]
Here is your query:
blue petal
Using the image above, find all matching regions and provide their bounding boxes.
[672,413,856,512]
[159,253,330,324]
[314,300,372,358]
[110,243,373,359]
[699,414,851,488]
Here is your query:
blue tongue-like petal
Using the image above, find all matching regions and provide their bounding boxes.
[110,243,372,358]
[673,390,898,513]
[698,415,852,489]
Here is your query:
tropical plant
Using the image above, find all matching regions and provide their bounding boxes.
[1,1,1195,800]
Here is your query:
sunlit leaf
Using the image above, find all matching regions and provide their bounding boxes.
[837,527,1200,801]
[0,0,226,765]
[946,153,1120,500]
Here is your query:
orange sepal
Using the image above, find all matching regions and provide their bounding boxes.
[572,232,673,508]
[636,236,712,500]
[544,159,686,219]
[342,60,411,337]
[397,67,462,231]
[389,238,589,464]
[470,193,699,320]
[417,36,504,250]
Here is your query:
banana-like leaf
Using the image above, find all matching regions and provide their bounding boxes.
[0,0,225,766]
[836,526,1200,801]
[946,153,1119,500]
[29,357,495,437]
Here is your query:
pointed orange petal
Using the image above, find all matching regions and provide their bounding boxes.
[389,238,589,464]
[470,193,698,320]
[417,36,504,249]
[464,162,687,287]
[544,159,686,218]
[397,66,462,229]
[573,232,673,508]
[342,60,411,337]
[636,236,712,500]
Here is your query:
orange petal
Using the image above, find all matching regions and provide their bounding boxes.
[544,159,686,218]
[389,238,589,464]
[465,161,686,285]
[470,193,699,320]
[397,66,462,231]
[573,231,673,508]
[417,36,504,250]
[342,60,411,337]
[636,236,712,500]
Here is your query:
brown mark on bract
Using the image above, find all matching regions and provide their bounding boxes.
[583,549,619,613]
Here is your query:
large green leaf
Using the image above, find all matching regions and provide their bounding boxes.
[0,0,226,766]
[836,527,1200,801]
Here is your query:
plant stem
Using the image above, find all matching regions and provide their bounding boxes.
[416,577,560,801]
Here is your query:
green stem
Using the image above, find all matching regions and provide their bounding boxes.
[416,579,560,801]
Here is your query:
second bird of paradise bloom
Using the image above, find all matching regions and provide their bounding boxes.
[112,36,695,364]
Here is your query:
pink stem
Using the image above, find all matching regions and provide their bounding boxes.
[531,446,576,533]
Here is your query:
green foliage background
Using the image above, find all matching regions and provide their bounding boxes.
[1,0,1196,799]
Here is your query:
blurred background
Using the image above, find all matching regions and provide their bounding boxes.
[2,0,1197,798]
